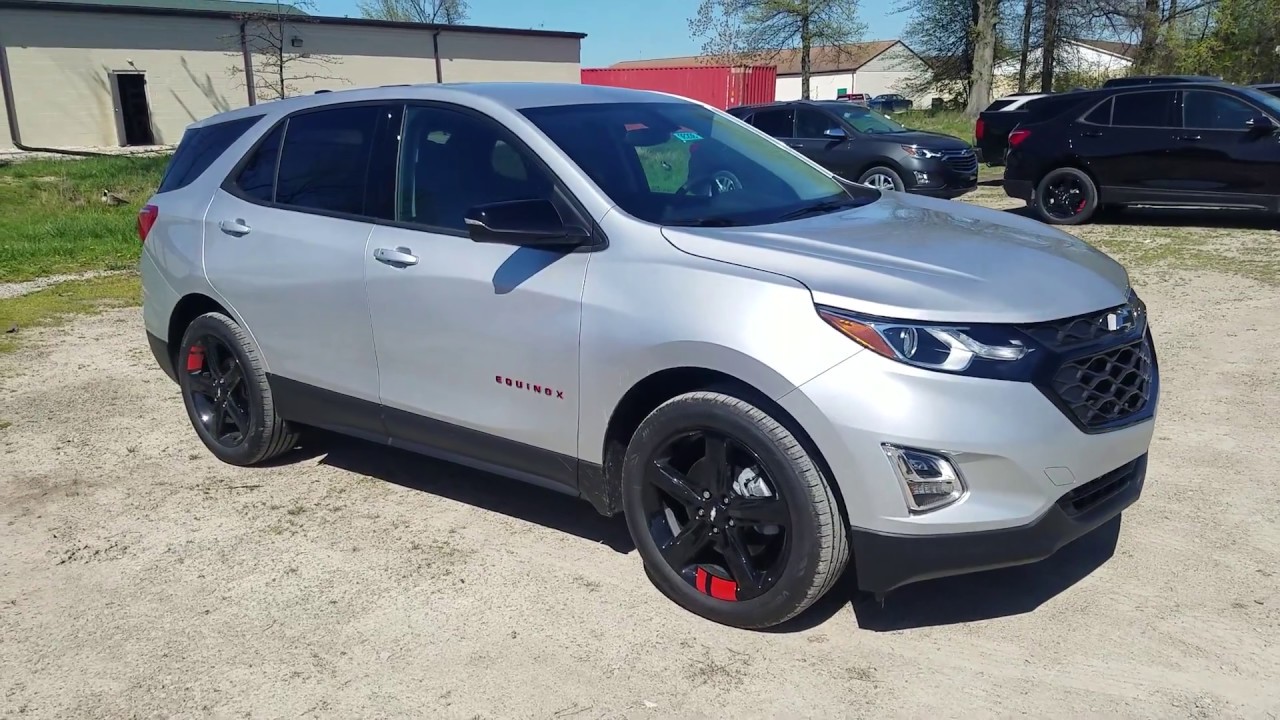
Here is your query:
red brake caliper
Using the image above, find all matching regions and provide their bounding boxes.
[186,345,205,372]
[695,567,739,601]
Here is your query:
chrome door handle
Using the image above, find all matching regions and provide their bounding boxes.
[373,246,418,266]
[218,218,251,236]
[1177,134,1202,142]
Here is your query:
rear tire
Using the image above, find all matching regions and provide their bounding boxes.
[1034,167,1099,225]
[177,312,297,466]
[621,390,849,629]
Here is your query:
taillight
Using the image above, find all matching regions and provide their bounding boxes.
[975,117,985,140]
[1008,129,1031,148]
[138,204,158,243]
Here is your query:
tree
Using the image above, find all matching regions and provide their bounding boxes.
[228,0,346,103]
[966,0,1000,115]
[357,0,468,24]
[1017,0,1035,91]
[690,0,867,99]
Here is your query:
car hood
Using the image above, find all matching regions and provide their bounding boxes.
[876,130,971,150]
[660,191,1130,324]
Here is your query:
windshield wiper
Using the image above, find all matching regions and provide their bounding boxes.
[672,216,737,227]
[777,198,861,221]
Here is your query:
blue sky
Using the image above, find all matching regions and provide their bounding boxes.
[312,0,908,67]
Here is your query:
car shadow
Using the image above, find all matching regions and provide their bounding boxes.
[1004,204,1280,230]
[770,515,1123,633]
[287,430,636,553]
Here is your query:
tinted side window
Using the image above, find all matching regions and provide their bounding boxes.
[795,109,837,138]
[275,105,382,215]
[1112,91,1178,127]
[396,105,556,232]
[751,108,795,138]
[1183,90,1258,129]
[1082,97,1113,125]
[233,123,283,203]
[158,115,260,193]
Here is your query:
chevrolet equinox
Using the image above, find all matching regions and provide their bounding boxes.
[140,83,1159,629]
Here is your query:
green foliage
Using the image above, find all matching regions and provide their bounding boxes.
[0,274,141,354]
[0,155,168,282]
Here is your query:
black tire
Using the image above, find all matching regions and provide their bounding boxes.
[1034,167,1099,225]
[857,166,905,192]
[177,312,297,466]
[621,390,849,629]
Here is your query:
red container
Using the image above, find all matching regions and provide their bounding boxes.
[580,66,776,110]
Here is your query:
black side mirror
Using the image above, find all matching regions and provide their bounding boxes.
[1246,115,1277,133]
[464,199,586,247]
[824,127,848,140]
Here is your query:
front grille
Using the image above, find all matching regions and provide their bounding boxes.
[941,150,978,174]
[1022,306,1131,350]
[1051,339,1154,429]
[1056,458,1140,517]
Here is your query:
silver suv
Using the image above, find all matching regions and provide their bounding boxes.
[140,83,1158,629]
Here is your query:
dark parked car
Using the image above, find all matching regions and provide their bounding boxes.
[729,100,977,198]
[1003,81,1280,224]
[975,92,1099,166]
[869,93,913,114]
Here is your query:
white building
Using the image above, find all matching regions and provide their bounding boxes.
[993,38,1135,94]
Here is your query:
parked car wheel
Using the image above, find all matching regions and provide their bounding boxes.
[178,312,298,466]
[858,166,905,192]
[1033,167,1099,225]
[621,390,849,629]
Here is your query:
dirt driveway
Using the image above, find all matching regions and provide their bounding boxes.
[3,197,1280,718]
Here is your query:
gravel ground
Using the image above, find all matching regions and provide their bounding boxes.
[2,193,1279,718]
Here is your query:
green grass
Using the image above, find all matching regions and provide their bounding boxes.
[0,155,169,282]
[0,274,141,354]
[895,110,975,142]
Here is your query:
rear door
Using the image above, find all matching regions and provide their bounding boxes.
[203,103,396,418]
[1078,89,1180,199]
[1170,88,1280,204]
[747,106,797,148]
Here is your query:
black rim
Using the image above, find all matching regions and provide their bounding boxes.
[185,334,251,448]
[641,429,791,602]
[1043,174,1090,219]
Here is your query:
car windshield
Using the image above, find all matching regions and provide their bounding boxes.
[829,106,908,134]
[520,101,878,227]
[1240,87,1280,116]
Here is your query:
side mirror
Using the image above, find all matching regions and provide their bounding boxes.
[1246,115,1277,133]
[464,199,585,247]
[824,127,848,139]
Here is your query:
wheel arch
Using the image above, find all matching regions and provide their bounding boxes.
[855,158,907,182]
[588,366,850,533]
[166,293,231,370]
[1036,158,1103,201]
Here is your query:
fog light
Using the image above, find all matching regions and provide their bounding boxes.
[913,171,930,184]
[881,444,966,513]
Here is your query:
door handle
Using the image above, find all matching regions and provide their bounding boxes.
[1177,134,1202,142]
[787,142,804,148]
[218,218,251,236]
[373,246,418,266]
[1081,130,1103,138]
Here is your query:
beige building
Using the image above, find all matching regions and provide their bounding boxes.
[0,0,584,151]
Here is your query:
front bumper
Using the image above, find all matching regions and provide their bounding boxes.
[853,454,1146,593]
[902,157,979,199]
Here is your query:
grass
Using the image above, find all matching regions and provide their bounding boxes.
[0,274,141,354]
[895,109,975,142]
[0,155,169,282]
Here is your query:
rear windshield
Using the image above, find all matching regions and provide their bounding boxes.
[158,115,262,193]
[985,99,1016,112]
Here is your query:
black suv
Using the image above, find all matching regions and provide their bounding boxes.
[728,101,978,198]
[1004,82,1280,224]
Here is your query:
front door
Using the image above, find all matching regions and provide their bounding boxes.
[1169,88,1280,206]
[203,104,395,424]
[363,104,589,487]
[790,107,857,178]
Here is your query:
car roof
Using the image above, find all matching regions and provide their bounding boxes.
[188,82,686,129]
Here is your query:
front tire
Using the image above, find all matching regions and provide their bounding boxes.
[857,166,904,192]
[621,390,849,629]
[1034,167,1099,225]
[177,312,297,466]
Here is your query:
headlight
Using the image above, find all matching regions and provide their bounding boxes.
[817,306,1035,378]
[901,145,943,159]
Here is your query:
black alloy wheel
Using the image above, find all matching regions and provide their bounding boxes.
[177,312,297,466]
[1035,167,1099,225]
[622,390,849,629]
[185,333,252,448]
[641,429,791,602]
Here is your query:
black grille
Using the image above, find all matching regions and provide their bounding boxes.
[942,150,978,174]
[1022,306,1132,350]
[1051,339,1154,429]
[1057,458,1140,517]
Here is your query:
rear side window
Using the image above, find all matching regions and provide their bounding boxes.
[1082,97,1113,125]
[751,108,795,138]
[1112,91,1178,127]
[158,115,260,193]
[232,124,283,203]
[275,105,382,215]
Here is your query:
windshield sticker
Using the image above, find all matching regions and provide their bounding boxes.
[673,130,703,142]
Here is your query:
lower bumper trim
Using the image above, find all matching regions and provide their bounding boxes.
[1004,178,1034,201]
[147,331,177,383]
[851,454,1147,594]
